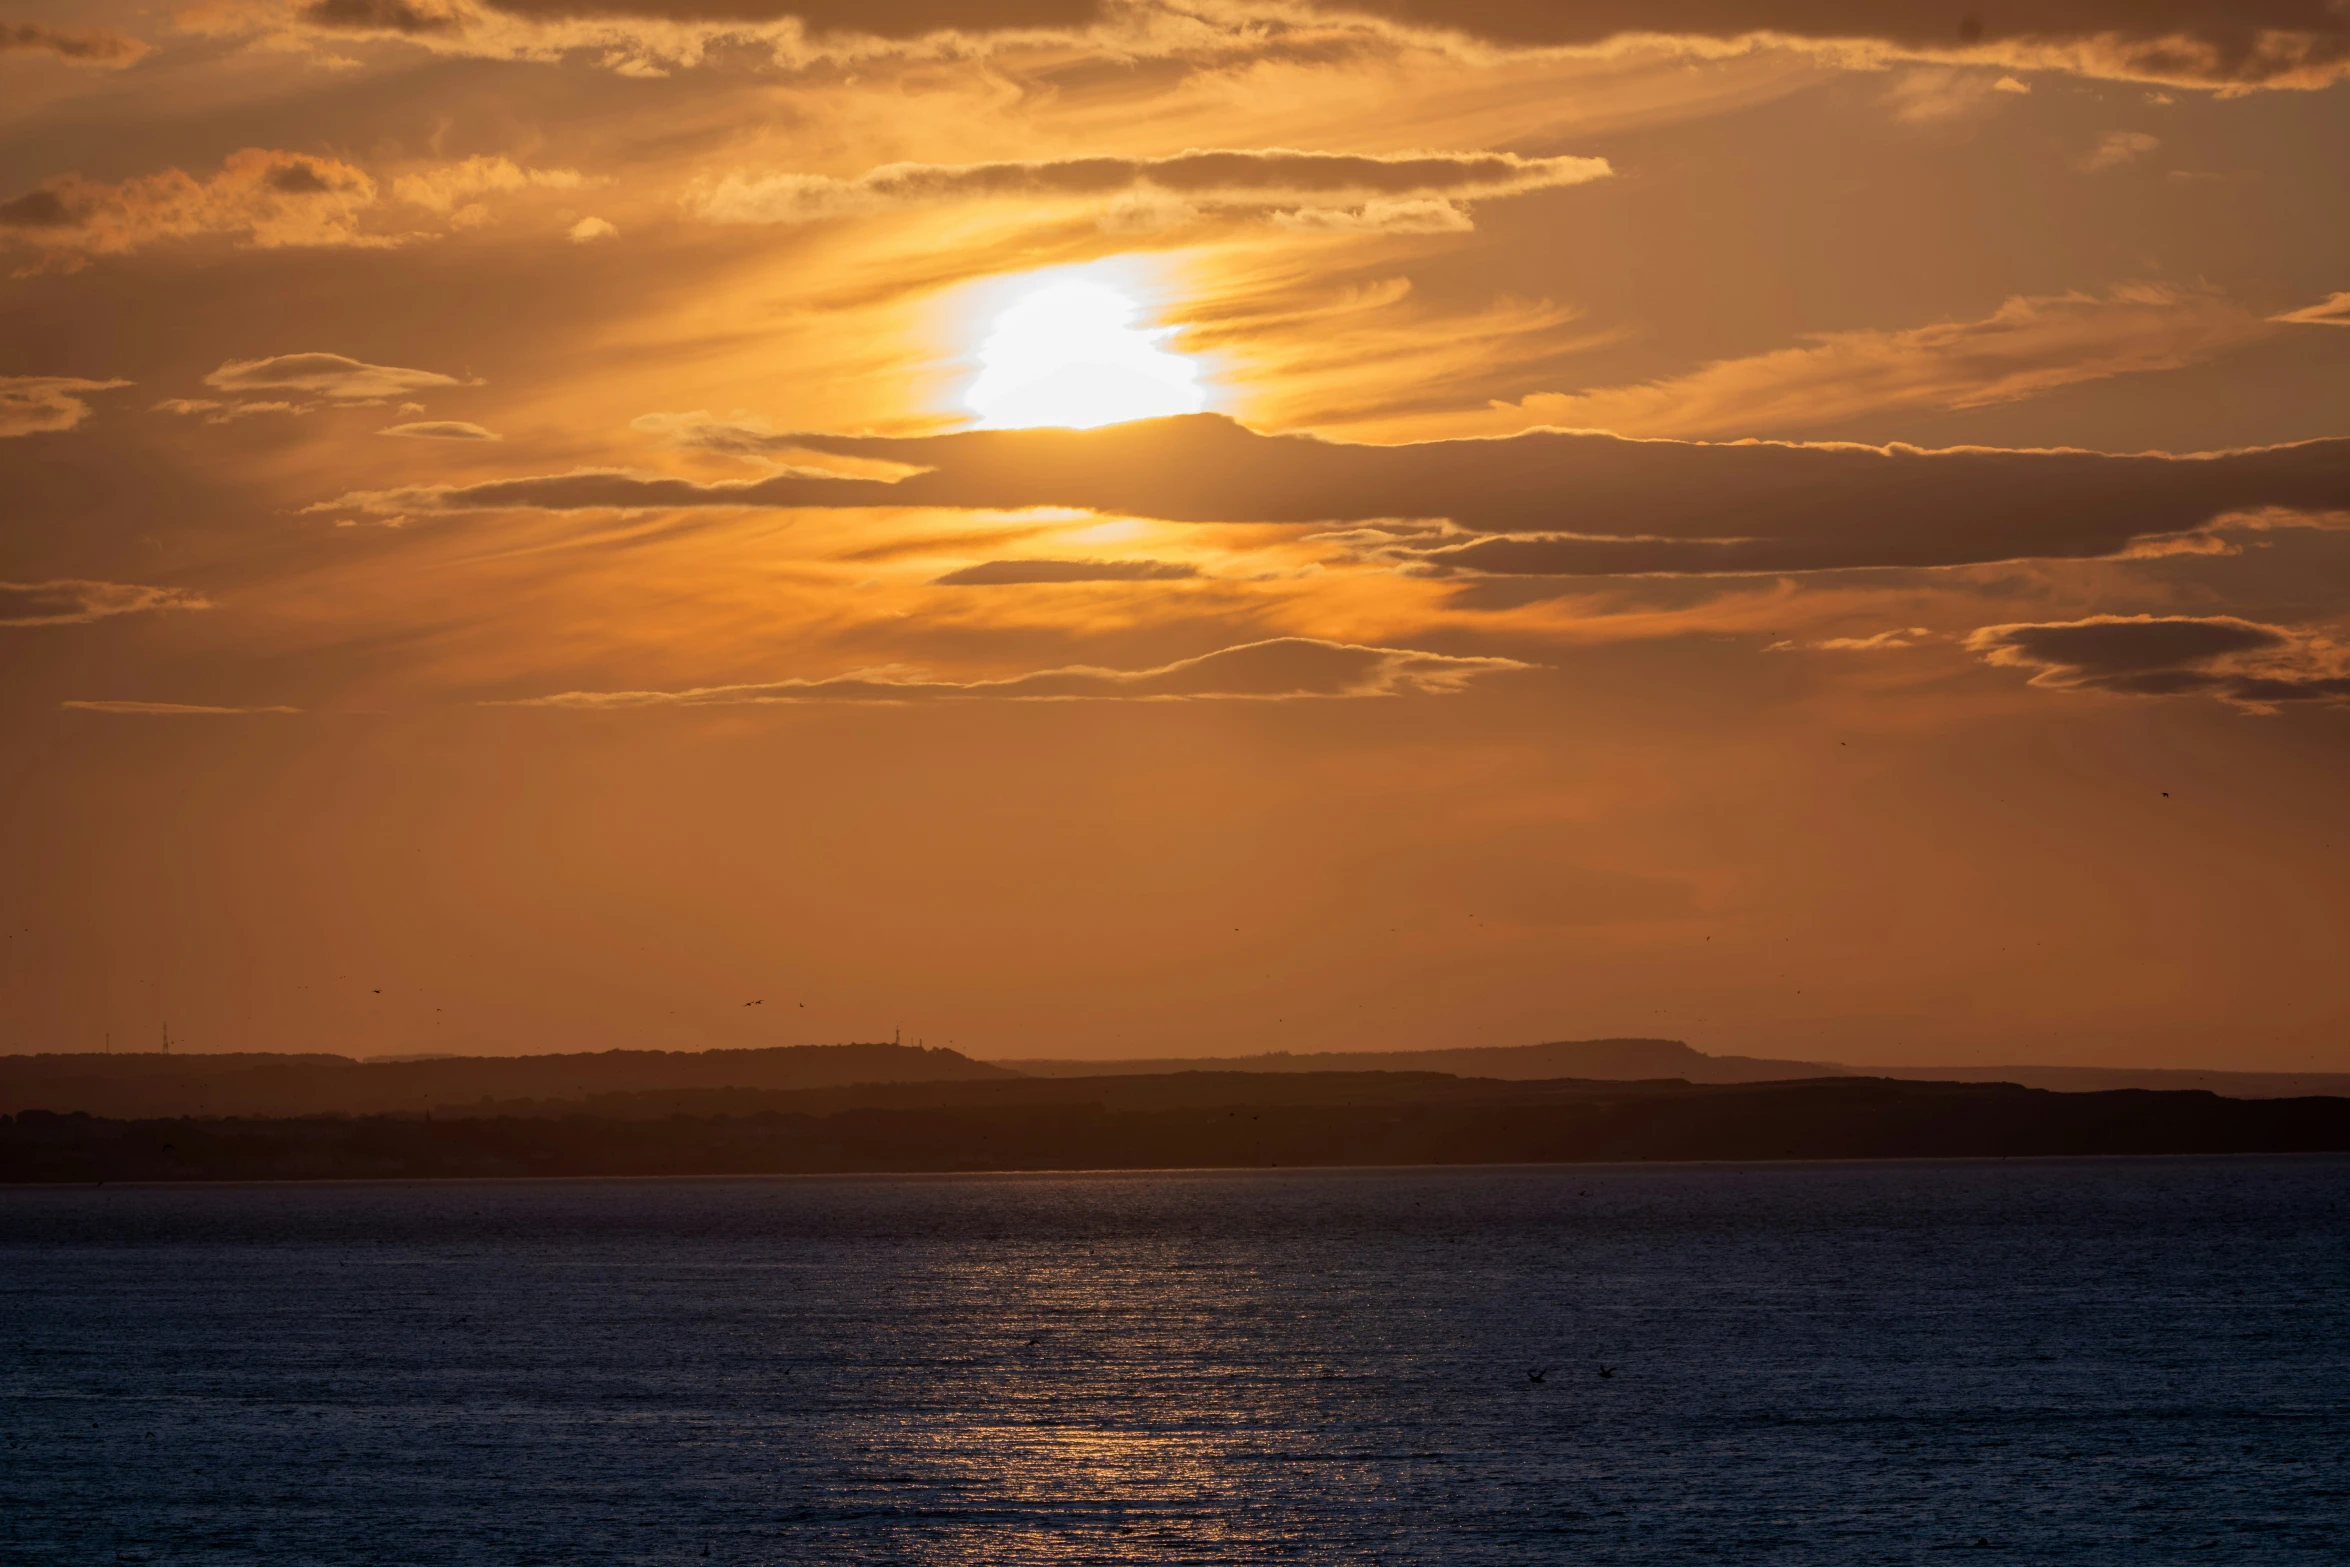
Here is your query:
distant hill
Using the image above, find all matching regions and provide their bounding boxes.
[994,1038,1840,1084]
[0,1043,1011,1119]
[991,1038,2350,1100]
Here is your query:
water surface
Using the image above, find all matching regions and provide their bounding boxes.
[4,1157,2346,1563]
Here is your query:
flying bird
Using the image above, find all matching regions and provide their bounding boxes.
[745,999,763,1006]
[1598,1366,1616,1379]
[1527,1368,1547,1384]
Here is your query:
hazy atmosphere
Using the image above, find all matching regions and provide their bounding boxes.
[6,0,2349,1071]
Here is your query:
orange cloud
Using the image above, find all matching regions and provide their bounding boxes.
[0,377,132,437]
[205,353,478,401]
[0,150,383,267]
[2275,291,2350,327]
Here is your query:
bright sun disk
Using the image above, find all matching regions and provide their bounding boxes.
[965,279,1205,429]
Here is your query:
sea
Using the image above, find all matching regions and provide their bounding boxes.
[2,1157,2346,1564]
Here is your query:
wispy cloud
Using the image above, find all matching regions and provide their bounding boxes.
[1450,288,2268,440]
[2274,291,2350,327]
[60,700,302,715]
[932,559,1200,585]
[2,581,210,628]
[493,637,1531,708]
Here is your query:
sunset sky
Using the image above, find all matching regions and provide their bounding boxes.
[4,0,2347,1069]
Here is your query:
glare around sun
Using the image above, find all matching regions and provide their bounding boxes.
[964,279,1206,429]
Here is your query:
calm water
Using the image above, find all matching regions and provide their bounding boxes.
[2,1158,2346,1564]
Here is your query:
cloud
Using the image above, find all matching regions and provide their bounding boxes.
[249,0,2350,90]
[0,580,210,628]
[2080,130,2160,172]
[1882,67,2023,124]
[1307,1,2350,91]
[297,0,466,34]
[567,216,618,242]
[2275,291,2350,327]
[0,23,151,64]
[1802,627,1937,651]
[390,155,588,212]
[379,420,501,439]
[60,701,302,715]
[1966,615,2350,710]
[1459,288,2268,440]
[0,377,131,437]
[932,559,1200,585]
[205,353,477,401]
[688,149,1611,230]
[495,636,1531,707]
[316,414,2350,578]
[0,150,383,267]
[154,398,311,422]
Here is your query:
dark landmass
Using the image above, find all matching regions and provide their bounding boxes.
[9,1039,2346,1125]
[993,1038,2350,1099]
[4,1074,2344,1183]
[0,1043,1008,1119]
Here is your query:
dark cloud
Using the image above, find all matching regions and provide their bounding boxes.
[0,190,77,229]
[1967,615,2350,709]
[324,414,2350,578]
[1326,1,2350,89]
[0,580,209,628]
[932,559,1200,585]
[265,163,339,196]
[300,0,468,33]
[411,1,2350,87]
[0,23,150,64]
[495,636,1531,707]
[693,150,1610,225]
[477,0,1099,35]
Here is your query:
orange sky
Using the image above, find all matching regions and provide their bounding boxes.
[3,0,2347,1069]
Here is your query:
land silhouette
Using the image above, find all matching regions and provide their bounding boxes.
[2,1040,2346,1182]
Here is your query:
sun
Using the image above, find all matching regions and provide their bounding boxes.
[964,278,1206,429]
